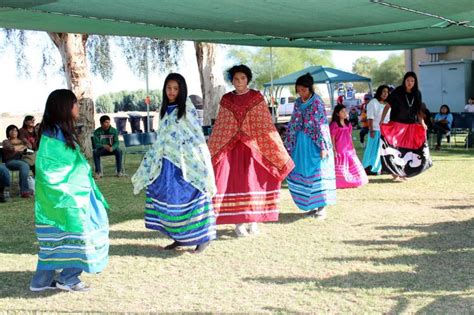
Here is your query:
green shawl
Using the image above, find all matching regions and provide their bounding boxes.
[35,135,109,233]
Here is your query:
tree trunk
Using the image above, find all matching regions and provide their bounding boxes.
[49,32,95,158]
[194,42,225,126]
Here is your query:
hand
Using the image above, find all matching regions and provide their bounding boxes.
[320,150,328,159]
[370,130,375,138]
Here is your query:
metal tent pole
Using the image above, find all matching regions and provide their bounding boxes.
[145,40,150,133]
[270,47,276,123]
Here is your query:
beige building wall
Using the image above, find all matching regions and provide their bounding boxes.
[405,46,474,74]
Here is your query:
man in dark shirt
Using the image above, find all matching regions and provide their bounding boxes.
[93,115,123,178]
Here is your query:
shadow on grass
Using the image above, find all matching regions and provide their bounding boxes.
[109,243,188,258]
[109,230,164,240]
[367,178,398,184]
[415,295,474,314]
[245,218,473,296]
[269,212,308,225]
[434,204,474,210]
[0,271,60,299]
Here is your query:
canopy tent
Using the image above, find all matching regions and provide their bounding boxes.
[263,66,370,87]
[0,1,473,50]
[263,66,371,109]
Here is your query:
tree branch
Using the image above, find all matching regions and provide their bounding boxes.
[48,32,62,48]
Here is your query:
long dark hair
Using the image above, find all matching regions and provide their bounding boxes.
[38,89,79,150]
[22,115,35,129]
[331,104,349,127]
[402,71,422,113]
[374,85,389,102]
[295,73,315,94]
[160,73,187,120]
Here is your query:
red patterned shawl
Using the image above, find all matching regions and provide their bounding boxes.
[208,90,294,181]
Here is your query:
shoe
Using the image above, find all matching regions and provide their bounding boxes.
[164,241,182,250]
[315,207,327,220]
[30,280,58,292]
[116,172,124,177]
[235,224,249,237]
[434,145,441,150]
[21,192,32,198]
[305,209,318,217]
[56,281,90,292]
[194,241,210,253]
[94,172,103,179]
[248,222,260,235]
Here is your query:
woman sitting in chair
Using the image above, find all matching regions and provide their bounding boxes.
[433,104,453,150]
[2,125,35,198]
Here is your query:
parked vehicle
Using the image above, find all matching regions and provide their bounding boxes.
[278,96,296,116]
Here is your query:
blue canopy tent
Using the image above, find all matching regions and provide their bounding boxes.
[263,66,372,109]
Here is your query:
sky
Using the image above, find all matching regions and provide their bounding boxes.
[0,32,402,114]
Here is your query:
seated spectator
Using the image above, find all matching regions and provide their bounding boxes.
[464,96,474,113]
[19,115,39,151]
[93,115,123,178]
[2,125,34,198]
[349,107,359,129]
[359,94,372,146]
[0,163,10,202]
[433,104,453,150]
[421,102,433,140]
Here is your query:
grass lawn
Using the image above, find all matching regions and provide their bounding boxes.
[0,137,473,313]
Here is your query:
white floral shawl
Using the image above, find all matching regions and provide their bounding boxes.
[131,105,216,197]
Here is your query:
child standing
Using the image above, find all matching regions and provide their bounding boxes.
[330,104,368,189]
[30,89,109,292]
[362,85,390,175]
[132,73,216,253]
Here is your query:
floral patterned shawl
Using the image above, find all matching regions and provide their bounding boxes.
[131,104,216,196]
[285,93,332,153]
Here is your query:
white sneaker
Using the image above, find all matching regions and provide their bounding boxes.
[248,222,260,235]
[315,207,327,220]
[235,224,249,237]
[56,281,90,292]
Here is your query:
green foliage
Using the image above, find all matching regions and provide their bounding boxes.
[372,53,405,87]
[227,47,334,90]
[116,37,183,79]
[351,53,405,92]
[352,56,378,92]
[95,89,162,113]
[1,29,183,83]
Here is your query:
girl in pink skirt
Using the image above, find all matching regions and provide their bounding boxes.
[330,104,368,189]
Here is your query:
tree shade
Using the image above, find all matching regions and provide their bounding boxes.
[0,0,473,50]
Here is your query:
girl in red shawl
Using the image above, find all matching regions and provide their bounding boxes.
[208,65,294,237]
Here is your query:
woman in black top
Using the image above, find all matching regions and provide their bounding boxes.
[380,72,432,181]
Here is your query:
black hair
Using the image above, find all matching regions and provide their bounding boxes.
[6,124,19,139]
[227,64,252,82]
[439,104,451,114]
[295,73,314,93]
[160,73,187,120]
[22,115,35,129]
[402,71,420,94]
[374,85,389,102]
[401,71,422,114]
[39,89,79,150]
[100,115,111,124]
[331,104,350,127]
